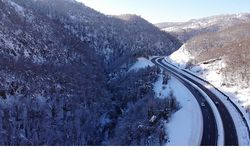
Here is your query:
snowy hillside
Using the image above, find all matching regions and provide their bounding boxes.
[0,0,182,145]
[2,0,250,146]
[163,14,250,114]
[168,45,250,122]
[156,13,250,42]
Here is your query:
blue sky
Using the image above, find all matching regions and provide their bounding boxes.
[77,0,250,23]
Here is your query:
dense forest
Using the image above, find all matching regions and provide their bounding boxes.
[0,0,181,145]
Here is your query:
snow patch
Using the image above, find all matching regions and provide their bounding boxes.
[129,57,154,71]
[156,76,203,145]
[169,45,194,67]
[153,70,171,99]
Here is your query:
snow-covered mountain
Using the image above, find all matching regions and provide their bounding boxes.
[156,13,250,42]
[168,20,250,115]
[166,16,250,144]
[158,13,250,92]
[171,23,250,87]
[1,0,181,64]
[0,0,181,145]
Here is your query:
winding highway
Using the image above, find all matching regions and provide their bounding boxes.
[151,57,239,146]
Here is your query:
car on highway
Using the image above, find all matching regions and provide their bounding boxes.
[201,102,205,107]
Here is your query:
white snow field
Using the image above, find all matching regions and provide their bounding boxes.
[153,72,203,146]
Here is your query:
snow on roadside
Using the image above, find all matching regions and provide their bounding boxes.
[153,72,203,145]
[179,75,224,145]
[129,57,154,72]
[210,86,250,145]
[153,70,171,99]
[166,47,250,145]
[168,45,250,112]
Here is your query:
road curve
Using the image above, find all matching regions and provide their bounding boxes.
[152,57,239,146]
[182,68,250,142]
[151,57,218,146]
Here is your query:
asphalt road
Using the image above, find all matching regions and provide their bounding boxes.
[151,57,217,146]
[152,57,239,146]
